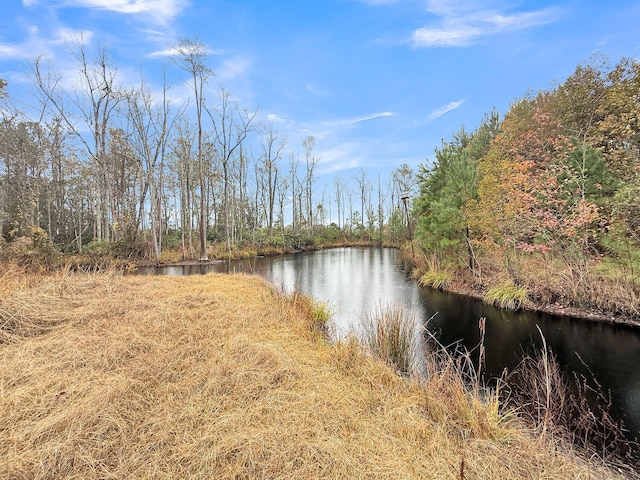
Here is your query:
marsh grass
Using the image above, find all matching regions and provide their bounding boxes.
[0,269,629,479]
[484,280,529,310]
[285,290,334,340]
[359,303,421,376]
[418,270,453,290]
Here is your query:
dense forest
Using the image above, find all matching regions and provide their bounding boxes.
[413,55,640,320]
[0,40,415,262]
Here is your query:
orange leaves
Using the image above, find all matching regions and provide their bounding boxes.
[473,94,603,254]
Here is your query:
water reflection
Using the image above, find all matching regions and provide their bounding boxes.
[143,247,640,440]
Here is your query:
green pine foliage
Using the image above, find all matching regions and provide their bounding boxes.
[413,111,499,261]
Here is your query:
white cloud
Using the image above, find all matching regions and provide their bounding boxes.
[428,99,464,120]
[258,110,395,174]
[412,25,481,47]
[23,0,189,25]
[148,45,225,58]
[267,113,286,123]
[353,111,394,123]
[0,45,24,59]
[0,26,93,60]
[52,27,94,45]
[148,47,183,58]
[317,143,363,174]
[412,2,561,47]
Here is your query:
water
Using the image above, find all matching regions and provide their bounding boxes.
[142,247,640,440]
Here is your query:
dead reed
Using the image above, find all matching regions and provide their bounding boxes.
[506,330,640,474]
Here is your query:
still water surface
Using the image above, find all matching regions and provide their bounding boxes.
[143,247,640,440]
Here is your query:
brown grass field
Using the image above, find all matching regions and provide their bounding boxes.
[0,265,628,479]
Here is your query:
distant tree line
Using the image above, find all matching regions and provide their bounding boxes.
[0,40,415,260]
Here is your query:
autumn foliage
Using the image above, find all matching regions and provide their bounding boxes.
[414,56,640,320]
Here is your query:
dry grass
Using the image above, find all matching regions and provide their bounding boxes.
[507,338,638,471]
[0,267,626,479]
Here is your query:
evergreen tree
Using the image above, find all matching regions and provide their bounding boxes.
[414,111,500,269]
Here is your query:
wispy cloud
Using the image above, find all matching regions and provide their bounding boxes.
[414,99,464,125]
[428,99,464,120]
[148,45,225,58]
[353,111,394,123]
[217,55,252,81]
[412,1,561,47]
[0,26,93,60]
[256,110,395,173]
[23,0,189,25]
[317,143,363,174]
[321,111,394,128]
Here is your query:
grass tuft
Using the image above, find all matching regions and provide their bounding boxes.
[507,331,639,471]
[484,280,528,310]
[419,270,453,290]
[359,303,421,376]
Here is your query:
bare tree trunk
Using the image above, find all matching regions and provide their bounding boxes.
[173,38,212,261]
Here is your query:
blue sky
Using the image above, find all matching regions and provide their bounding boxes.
[1,0,640,182]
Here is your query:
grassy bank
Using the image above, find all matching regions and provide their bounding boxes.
[400,242,640,327]
[0,267,628,478]
[0,229,395,273]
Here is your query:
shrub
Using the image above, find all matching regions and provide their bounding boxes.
[0,229,61,272]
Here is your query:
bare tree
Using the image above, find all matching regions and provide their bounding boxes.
[260,125,286,235]
[289,153,301,233]
[302,135,319,229]
[168,121,197,260]
[333,177,344,230]
[34,43,122,243]
[354,169,371,236]
[125,73,174,260]
[276,174,290,236]
[207,87,258,251]
[377,174,388,244]
[173,38,212,261]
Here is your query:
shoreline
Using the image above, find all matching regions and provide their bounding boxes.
[436,278,640,329]
[135,244,640,329]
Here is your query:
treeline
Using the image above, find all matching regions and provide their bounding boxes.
[0,40,415,261]
[413,56,640,318]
